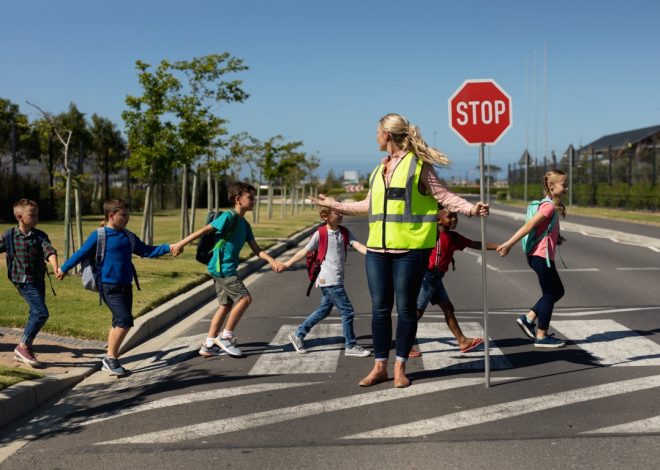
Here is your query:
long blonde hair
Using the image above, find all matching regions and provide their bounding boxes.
[379,113,449,167]
[542,169,567,218]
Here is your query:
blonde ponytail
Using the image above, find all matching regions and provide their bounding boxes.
[542,170,566,218]
[379,113,449,166]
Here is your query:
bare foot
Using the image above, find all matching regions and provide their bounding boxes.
[409,346,422,358]
[393,361,410,388]
[359,362,389,387]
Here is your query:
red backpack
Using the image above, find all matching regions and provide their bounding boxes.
[305,224,349,296]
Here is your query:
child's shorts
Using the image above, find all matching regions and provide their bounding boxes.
[416,270,450,311]
[214,276,250,306]
[101,283,134,328]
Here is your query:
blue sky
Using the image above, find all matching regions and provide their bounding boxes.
[1,0,658,181]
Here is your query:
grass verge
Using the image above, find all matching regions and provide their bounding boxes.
[0,365,44,391]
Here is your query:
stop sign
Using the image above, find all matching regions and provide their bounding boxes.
[448,79,512,145]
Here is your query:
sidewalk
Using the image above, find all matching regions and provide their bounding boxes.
[0,222,321,431]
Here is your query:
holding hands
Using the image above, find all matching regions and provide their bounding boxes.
[496,243,512,257]
[169,243,184,257]
[55,268,66,280]
[272,261,287,273]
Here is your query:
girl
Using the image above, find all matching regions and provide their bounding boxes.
[497,169,568,348]
[312,113,488,388]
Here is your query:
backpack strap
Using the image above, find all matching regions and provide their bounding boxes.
[540,201,558,267]
[4,228,15,281]
[124,230,141,291]
[95,227,106,304]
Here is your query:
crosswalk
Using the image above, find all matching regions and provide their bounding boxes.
[248,318,660,375]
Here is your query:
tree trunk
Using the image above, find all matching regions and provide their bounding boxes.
[253,180,260,224]
[189,168,198,233]
[48,134,55,212]
[180,165,189,239]
[63,168,73,261]
[267,184,274,219]
[74,185,83,273]
[281,186,287,218]
[141,183,151,241]
[214,177,219,212]
[207,164,212,211]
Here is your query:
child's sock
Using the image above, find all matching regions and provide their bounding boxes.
[205,337,215,347]
[220,330,234,339]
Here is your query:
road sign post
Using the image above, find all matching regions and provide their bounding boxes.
[448,79,512,388]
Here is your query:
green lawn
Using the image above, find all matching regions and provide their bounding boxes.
[0,365,44,391]
[0,206,321,341]
[498,200,660,226]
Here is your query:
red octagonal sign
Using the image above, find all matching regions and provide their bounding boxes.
[448,79,512,146]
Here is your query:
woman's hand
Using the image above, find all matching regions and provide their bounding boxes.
[470,202,489,217]
[310,193,337,207]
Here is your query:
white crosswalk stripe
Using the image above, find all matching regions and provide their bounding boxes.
[343,374,660,439]
[553,319,660,366]
[249,324,345,375]
[96,376,517,444]
[417,322,512,370]
[581,415,660,434]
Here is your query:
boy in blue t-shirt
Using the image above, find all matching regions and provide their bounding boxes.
[58,199,175,375]
[171,182,286,358]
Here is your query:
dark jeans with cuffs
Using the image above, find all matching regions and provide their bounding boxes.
[101,283,134,329]
[15,280,49,346]
[365,249,428,362]
[527,255,564,330]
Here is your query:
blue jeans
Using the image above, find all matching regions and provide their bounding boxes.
[417,270,450,311]
[15,281,49,345]
[527,256,564,330]
[296,285,357,348]
[365,249,428,361]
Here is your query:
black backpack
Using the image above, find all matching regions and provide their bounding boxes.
[195,210,239,265]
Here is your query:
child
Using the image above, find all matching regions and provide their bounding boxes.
[497,169,568,348]
[284,207,371,357]
[0,199,59,366]
[170,182,286,358]
[57,199,174,375]
[410,207,498,357]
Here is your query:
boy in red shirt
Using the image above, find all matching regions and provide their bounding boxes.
[410,207,497,357]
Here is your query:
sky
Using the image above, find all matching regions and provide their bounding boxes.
[1,0,659,182]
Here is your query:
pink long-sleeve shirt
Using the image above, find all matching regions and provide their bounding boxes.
[329,151,475,253]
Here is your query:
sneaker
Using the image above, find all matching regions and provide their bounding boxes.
[14,345,40,366]
[101,356,127,376]
[516,314,536,340]
[288,332,308,354]
[214,336,242,357]
[198,343,226,357]
[345,345,371,357]
[534,335,566,348]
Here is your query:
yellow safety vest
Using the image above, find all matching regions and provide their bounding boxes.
[367,152,438,249]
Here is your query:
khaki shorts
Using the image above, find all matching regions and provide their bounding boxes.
[214,276,250,306]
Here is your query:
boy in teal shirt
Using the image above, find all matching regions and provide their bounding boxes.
[172,182,286,357]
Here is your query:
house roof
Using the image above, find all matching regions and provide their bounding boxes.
[580,125,660,152]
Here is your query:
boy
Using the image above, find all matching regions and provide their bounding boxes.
[410,207,498,357]
[170,182,286,358]
[284,207,371,357]
[1,199,59,366]
[57,199,174,375]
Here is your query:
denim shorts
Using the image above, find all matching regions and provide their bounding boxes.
[416,270,450,311]
[214,276,250,306]
[101,283,134,328]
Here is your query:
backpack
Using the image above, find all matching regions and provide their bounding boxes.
[3,228,56,295]
[80,227,140,304]
[521,197,558,267]
[195,209,239,266]
[305,225,349,296]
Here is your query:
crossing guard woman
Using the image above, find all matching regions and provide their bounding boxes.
[313,113,489,388]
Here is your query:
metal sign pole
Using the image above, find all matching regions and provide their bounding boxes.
[479,143,490,388]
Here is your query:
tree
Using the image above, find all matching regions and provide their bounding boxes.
[122,60,180,244]
[0,98,31,180]
[90,114,126,201]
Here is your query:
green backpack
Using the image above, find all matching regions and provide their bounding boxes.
[521,197,558,267]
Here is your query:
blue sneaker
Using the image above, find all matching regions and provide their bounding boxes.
[516,315,536,340]
[102,356,127,375]
[534,335,566,348]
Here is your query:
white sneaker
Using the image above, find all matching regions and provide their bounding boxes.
[214,336,242,357]
[345,345,371,357]
[199,344,226,357]
[288,331,308,354]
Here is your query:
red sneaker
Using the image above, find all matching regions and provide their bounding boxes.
[14,345,40,366]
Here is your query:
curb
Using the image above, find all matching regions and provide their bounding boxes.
[0,222,321,430]
[490,208,660,250]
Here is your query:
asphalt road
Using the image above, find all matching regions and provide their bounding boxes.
[1,208,659,469]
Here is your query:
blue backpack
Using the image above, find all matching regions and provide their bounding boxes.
[521,197,558,267]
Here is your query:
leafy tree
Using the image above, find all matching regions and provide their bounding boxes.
[0,98,31,179]
[90,114,126,201]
